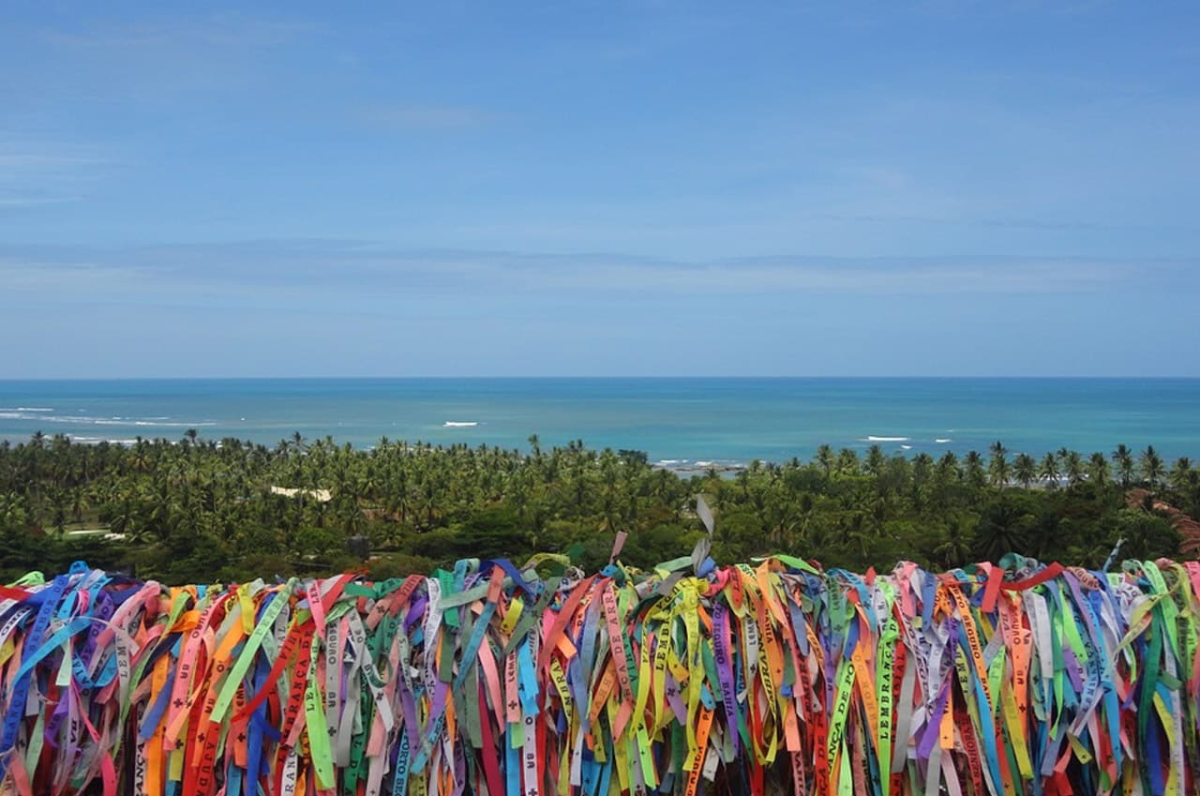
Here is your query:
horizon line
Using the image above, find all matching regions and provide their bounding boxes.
[2,375,1199,382]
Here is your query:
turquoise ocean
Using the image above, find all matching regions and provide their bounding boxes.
[1,379,1198,467]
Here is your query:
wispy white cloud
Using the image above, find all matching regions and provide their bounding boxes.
[0,137,113,210]
[0,241,1190,303]
[41,14,312,51]
[15,13,317,104]
[0,153,106,168]
[0,195,81,208]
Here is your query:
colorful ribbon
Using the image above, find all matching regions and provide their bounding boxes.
[0,554,1197,796]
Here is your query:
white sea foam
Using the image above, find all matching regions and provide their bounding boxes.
[68,436,140,446]
[900,445,913,450]
[0,411,216,427]
[0,407,54,412]
[865,436,910,442]
[93,418,217,427]
[139,420,216,427]
[935,438,953,444]
[443,421,478,427]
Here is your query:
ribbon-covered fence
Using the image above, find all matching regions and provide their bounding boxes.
[0,554,1197,796]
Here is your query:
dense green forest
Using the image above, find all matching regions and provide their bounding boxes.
[1,432,1197,584]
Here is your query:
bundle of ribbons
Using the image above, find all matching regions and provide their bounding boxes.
[1,553,1198,796]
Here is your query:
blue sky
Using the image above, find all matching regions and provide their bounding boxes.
[2,1,1198,377]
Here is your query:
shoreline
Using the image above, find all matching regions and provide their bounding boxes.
[1,434,1192,479]
[653,461,748,474]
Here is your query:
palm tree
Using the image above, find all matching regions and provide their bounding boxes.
[815,444,835,478]
[935,451,960,481]
[1169,460,1200,517]
[69,486,90,524]
[974,500,1033,563]
[1013,453,1037,488]
[6,425,1193,584]
[1139,446,1164,490]
[963,451,986,490]
[138,478,180,542]
[103,491,137,539]
[1062,451,1085,489]
[0,492,27,531]
[386,467,412,525]
[1086,453,1110,487]
[47,488,70,536]
[1112,444,1134,489]
[987,441,1009,487]
[865,445,886,479]
[1038,453,1060,489]
[1169,458,1194,494]
[911,453,934,503]
[734,468,752,500]
[933,519,973,568]
[129,440,151,473]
